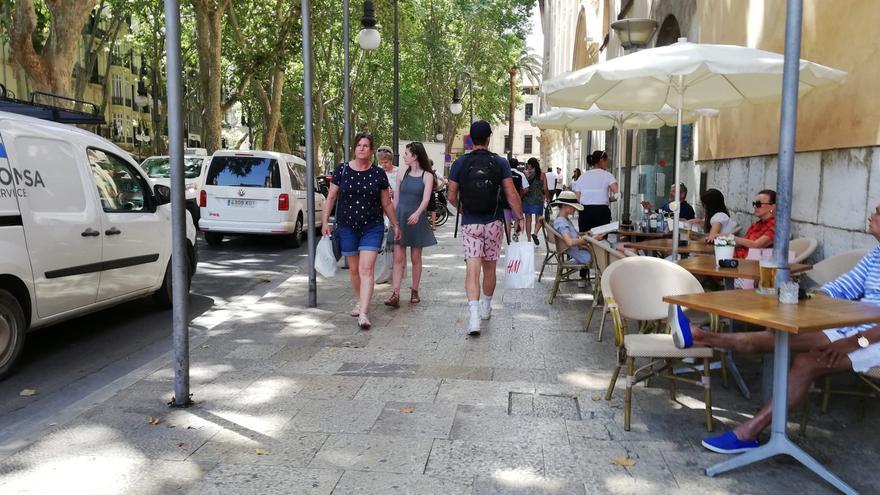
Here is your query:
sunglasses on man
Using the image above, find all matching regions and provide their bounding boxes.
[752,200,773,209]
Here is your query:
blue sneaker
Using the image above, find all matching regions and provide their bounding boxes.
[701,431,759,454]
[668,305,693,349]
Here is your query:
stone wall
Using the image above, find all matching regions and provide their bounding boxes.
[699,148,879,262]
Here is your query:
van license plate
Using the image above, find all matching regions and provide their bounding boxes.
[227,199,256,207]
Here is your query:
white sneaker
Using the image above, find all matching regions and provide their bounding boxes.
[479,299,492,320]
[577,279,587,288]
[468,308,481,336]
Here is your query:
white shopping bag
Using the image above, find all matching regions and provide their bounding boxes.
[374,247,393,284]
[315,236,338,278]
[504,240,536,289]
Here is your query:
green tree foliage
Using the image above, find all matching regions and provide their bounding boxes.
[5,0,535,165]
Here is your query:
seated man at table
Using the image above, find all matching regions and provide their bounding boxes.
[641,183,695,221]
[669,203,880,454]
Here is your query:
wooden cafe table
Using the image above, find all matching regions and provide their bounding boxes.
[616,229,673,240]
[663,290,880,495]
[676,256,812,289]
[675,257,813,400]
[622,238,716,256]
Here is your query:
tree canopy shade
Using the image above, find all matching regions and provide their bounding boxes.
[3,0,536,165]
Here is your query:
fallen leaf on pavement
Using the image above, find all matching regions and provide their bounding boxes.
[19,389,37,397]
[611,456,636,467]
[255,448,268,456]
[591,395,601,402]
[399,406,415,414]
[147,416,161,425]
[176,442,185,448]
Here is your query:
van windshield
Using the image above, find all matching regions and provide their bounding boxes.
[206,156,281,188]
[142,157,203,179]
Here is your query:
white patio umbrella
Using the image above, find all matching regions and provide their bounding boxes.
[542,37,846,258]
[531,105,718,221]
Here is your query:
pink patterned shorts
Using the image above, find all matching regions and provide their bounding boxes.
[462,220,504,261]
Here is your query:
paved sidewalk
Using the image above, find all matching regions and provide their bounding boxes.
[1,227,879,494]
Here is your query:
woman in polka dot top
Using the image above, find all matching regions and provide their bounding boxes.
[322,132,401,330]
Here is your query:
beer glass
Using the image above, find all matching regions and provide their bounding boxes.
[757,260,778,296]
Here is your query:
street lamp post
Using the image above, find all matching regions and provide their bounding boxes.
[392,0,399,166]
[449,71,473,238]
[357,1,398,166]
[449,71,473,123]
[610,18,657,229]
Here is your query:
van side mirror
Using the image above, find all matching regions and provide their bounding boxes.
[154,184,171,205]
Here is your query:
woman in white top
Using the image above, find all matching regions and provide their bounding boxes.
[691,188,737,242]
[572,150,619,233]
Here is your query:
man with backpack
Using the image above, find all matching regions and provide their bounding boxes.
[448,120,525,336]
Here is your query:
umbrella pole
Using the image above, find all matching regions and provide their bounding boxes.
[616,125,624,223]
[671,75,684,260]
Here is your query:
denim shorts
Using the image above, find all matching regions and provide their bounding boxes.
[338,223,385,257]
[523,203,544,215]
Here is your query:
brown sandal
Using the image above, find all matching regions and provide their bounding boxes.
[384,291,400,308]
[410,289,421,304]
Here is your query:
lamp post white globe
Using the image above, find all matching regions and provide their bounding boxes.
[358,28,381,50]
[450,102,463,115]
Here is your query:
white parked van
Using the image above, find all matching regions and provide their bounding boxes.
[198,150,324,248]
[0,111,197,378]
[141,152,211,226]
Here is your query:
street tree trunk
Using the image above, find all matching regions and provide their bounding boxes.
[191,0,229,152]
[10,0,99,99]
[507,67,517,160]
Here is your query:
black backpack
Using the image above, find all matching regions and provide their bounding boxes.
[459,150,501,215]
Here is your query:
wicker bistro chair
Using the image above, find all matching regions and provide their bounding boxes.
[538,218,558,282]
[789,237,819,264]
[805,249,869,287]
[603,256,716,432]
[797,249,874,434]
[544,222,592,304]
[800,366,880,435]
[584,237,626,339]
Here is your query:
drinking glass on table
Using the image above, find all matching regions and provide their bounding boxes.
[757,260,779,296]
[778,281,799,304]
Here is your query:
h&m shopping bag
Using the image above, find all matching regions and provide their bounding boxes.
[504,240,536,289]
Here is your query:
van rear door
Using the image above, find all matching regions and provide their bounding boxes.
[203,155,283,223]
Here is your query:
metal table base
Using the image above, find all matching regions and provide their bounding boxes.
[706,331,857,495]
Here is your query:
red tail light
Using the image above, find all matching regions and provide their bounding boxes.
[278,193,289,211]
[199,189,207,207]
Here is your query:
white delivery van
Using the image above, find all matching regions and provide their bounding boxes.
[198,150,324,248]
[141,152,211,226]
[0,111,197,378]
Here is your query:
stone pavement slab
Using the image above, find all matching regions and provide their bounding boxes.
[369,401,457,439]
[185,464,342,495]
[330,470,472,495]
[309,433,433,474]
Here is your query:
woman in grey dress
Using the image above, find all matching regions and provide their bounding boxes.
[384,142,437,307]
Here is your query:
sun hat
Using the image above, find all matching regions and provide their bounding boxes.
[551,190,583,210]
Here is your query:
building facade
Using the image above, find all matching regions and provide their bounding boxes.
[486,83,543,163]
[540,0,875,259]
